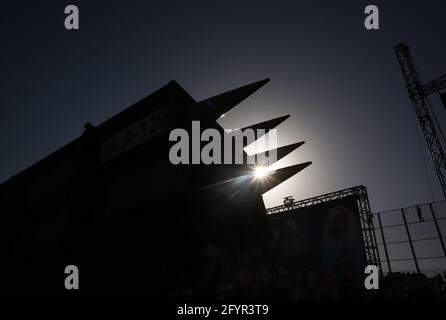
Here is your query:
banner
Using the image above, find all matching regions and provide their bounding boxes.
[229,196,367,299]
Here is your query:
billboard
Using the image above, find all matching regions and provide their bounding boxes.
[229,196,367,299]
[100,107,168,162]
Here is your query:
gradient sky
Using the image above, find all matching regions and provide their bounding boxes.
[1,0,445,213]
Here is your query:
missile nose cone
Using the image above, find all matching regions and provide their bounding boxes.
[255,161,312,194]
[238,114,289,132]
[192,79,271,121]
[246,141,305,166]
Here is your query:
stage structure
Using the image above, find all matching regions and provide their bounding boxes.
[266,186,381,270]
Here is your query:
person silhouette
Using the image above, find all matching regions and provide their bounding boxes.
[416,205,425,222]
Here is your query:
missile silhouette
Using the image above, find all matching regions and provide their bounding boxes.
[253,161,313,194]
[237,114,290,132]
[188,79,311,195]
[191,78,271,123]
[167,78,314,253]
[245,141,306,166]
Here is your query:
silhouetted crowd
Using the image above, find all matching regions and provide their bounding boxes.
[165,269,446,300]
[376,272,446,300]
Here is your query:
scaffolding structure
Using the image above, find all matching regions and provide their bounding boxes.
[395,43,446,199]
[266,186,382,271]
[374,200,446,275]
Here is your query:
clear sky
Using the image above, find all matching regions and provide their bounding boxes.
[1,0,445,213]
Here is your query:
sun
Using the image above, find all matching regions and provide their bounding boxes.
[254,166,271,179]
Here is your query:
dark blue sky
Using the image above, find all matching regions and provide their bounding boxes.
[1,0,445,212]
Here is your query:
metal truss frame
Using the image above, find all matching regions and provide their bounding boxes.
[266,186,382,270]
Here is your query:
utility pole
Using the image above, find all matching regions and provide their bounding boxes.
[395,43,446,199]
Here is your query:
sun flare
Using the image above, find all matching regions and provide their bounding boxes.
[254,166,271,179]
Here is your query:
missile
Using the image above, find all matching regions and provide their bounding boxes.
[245,141,306,166]
[254,161,313,194]
[191,78,270,123]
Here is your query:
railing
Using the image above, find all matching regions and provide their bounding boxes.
[374,200,446,275]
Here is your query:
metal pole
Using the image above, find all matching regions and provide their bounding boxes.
[429,203,446,258]
[370,213,382,271]
[401,209,421,274]
[377,213,392,273]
